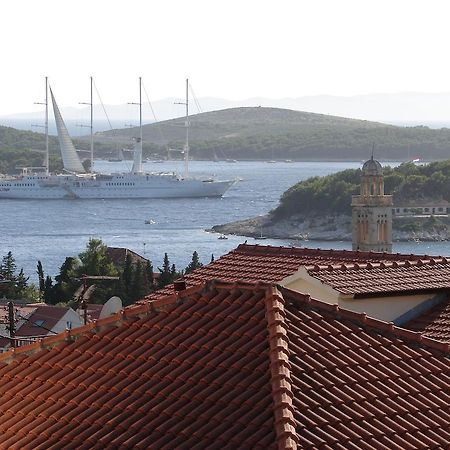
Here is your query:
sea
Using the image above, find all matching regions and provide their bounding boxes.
[0,160,447,283]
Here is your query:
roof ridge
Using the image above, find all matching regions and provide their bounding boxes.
[236,243,441,260]
[279,286,450,354]
[265,286,298,449]
[307,257,450,273]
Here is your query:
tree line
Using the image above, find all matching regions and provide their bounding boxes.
[272,160,450,218]
[1,239,211,307]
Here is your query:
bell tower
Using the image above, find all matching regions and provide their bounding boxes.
[352,156,393,252]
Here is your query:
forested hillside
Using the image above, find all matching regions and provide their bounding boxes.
[0,126,61,172]
[272,160,450,218]
[5,107,450,171]
[95,107,450,161]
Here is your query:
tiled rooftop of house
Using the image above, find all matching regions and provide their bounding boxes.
[307,257,450,296]
[403,298,450,343]
[14,305,69,337]
[107,247,148,267]
[0,281,449,448]
[145,243,433,300]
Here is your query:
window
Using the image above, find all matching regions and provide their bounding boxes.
[32,320,44,327]
[66,321,72,330]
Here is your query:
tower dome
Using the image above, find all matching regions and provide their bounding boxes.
[362,157,383,176]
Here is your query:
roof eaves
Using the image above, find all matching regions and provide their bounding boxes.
[279,286,450,355]
[0,283,209,365]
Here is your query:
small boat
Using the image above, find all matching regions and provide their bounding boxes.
[218,234,228,240]
[254,224,267,240]
[145,219,156,224]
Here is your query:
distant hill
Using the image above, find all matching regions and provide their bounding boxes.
[5,91,450,124]
[92,107,450,161]
[4,107,450,168]
[0,126,62,173]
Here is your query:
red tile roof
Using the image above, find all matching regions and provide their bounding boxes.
[0,281,449,448]
[107,247,148,267]
[14,305,69,337]
[146,243,433,300]
[278,287,450,449]
[307,258,450,296]
[403,298,450,343]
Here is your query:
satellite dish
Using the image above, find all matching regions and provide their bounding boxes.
[99,296,122,319]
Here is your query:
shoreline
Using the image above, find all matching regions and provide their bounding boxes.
[209,213,450,243]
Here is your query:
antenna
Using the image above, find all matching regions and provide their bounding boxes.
[371,142,375,160]
[76,275,120,324]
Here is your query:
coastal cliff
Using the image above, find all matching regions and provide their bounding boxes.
[211,213,450,242]
[212,160,450,243]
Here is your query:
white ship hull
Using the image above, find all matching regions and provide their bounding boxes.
[0,173,235,199]
[1,80,237,200]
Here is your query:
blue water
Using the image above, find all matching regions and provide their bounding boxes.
[0,160,447,282]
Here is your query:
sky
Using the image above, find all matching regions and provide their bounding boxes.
[2,0,450,115]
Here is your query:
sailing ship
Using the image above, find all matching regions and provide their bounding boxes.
[0,78,235,200]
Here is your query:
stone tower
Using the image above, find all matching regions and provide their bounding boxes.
[352,156,393,252]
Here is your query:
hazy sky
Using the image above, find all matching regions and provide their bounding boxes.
[2,0,450,115]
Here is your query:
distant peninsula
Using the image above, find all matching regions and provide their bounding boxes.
[211,160,450,242]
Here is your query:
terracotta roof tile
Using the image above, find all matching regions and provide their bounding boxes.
[145,243,431,300]
[0,281,448,447]
[15,305,70,337]
[403,297,450,343]
[307,258,450,296]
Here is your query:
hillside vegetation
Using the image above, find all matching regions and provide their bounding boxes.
[273,160,450,218]
[95,107,450,161]
[4,107,450,171]
[0,126,62,173]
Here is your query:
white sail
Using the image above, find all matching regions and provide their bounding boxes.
[50,88,86,174]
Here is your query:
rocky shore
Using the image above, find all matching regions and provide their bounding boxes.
[210,213,450,242]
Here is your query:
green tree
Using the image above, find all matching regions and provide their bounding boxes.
[77,238,117,277]
[0,251,16,280]
[129,262,146,305]
[0,251,31,300]
[145,260,154,292]
[185,251,203,274]
[75,239,119,304]
[120,253,134,304]
[51,257,79,304]
[36,260,45,294]
[158,253,173,288]
[43,276,55,304]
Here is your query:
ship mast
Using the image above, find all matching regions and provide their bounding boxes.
[35,77,49,175]
[129,77,143,173]
[79,76,94,174]
[184,78,189,178]
[175,78,190,178]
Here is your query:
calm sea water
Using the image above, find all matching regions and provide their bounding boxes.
[0,160,447,282]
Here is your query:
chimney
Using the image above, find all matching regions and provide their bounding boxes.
[174,279,186,293]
